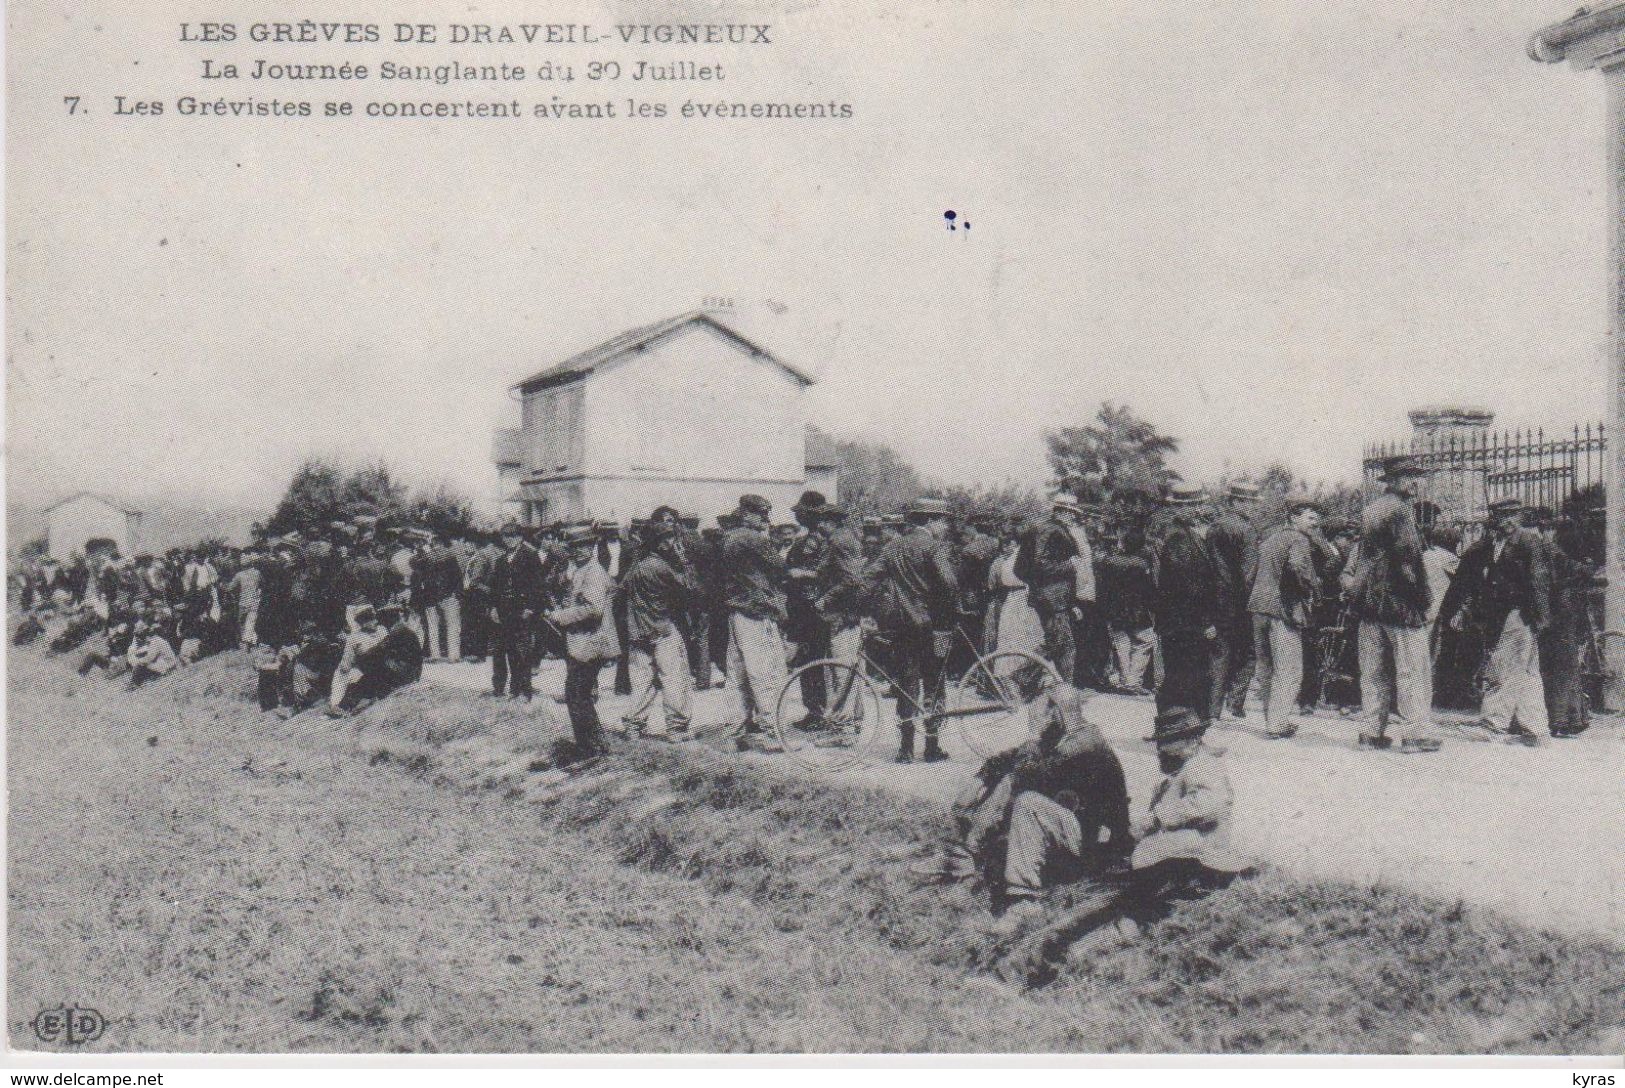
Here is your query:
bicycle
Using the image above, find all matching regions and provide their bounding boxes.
[772,622,1061,771]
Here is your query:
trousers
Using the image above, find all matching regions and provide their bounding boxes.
[490,614,533,696]
[1109,623,1155,690]
[1480,613,1549,735]
[564,657,610,753]
[1252,615,1305,735]
[1209,616,1254,718]
[421,596,461,660]
[728,612,789,729]
[624,627,692,733]
[1357,621,1432,741]
[1157,629,1214,722]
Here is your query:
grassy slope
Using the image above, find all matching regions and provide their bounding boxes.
[8,649,1623,1054]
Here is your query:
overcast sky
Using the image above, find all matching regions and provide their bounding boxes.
[5,0,1610,513]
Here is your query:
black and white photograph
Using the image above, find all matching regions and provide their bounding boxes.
[5,0,1624,1065]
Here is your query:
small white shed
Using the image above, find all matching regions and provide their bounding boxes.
[43,492,142,561]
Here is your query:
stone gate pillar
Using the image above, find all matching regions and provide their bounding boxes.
[1532,7,1625,707]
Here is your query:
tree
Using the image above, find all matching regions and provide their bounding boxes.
[942,481,1046,529]
[808,424,925,518]
[1045,402,1182,535]
[409,479,478,539]
[1045,402,1181,506]
[264,458,347,535]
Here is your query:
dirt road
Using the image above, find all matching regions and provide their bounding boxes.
[427,659,1625,941]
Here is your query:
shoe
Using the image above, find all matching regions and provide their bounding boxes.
[655,728,692,744]
[894,748,914,764]
[1399,737,1442,753]
[792,713,830,732]
[323,706,346,719]
[1357,732,1393,750]
[921,745,949,763]
[1227,707,1247,721]
[1506,726,1542,748]
[1551,723,1588,738]
[1264,727,1297,740]
[989,898,1045,938]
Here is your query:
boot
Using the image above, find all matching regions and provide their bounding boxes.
[921,734,948,763]
[896,721,915,763]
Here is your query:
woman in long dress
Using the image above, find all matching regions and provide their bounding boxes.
[986,530,1043,674]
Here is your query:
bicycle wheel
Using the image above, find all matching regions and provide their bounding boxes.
[773,659,883,771]
[945,649,1062,758]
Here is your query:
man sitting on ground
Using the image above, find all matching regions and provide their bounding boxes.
[326,605,422,716]
[914,686,1132,917]
[1017,707,1251,947]
[127,620,180,687]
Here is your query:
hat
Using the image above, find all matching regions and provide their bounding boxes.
[1379,454,1427,480]
[565,525,598,547]
[909,497,952,519]
[1143,706,1208,745]
[861,516,884,533]
[882,514,906,528]
[1285,495,1323,515]
[499,521,524,536]
[1487,497,1525,518]
[792,490,827,514]
[1227,482,1261,502]
[642,519,676,541]
[353,605,378,624]
[1164,485,1209,507]
[376,604,403,623]
[1051,492,1085,515]
[738,493,772,517]
[820,503,848,522]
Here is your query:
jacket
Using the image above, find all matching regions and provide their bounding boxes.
[1248,526,1319,629]
[620,549,691,644]
[1348,493,1430,628]
[1153,525,1219,636]
[551,557,621,662]
[1007,686,1133,858]
[1016,517,1080,614]
[1207,511,1257,623]
[1097,548,1156,629]
[957,530,1002,616]
[1132,746,1247,872]
[491,543,548,618]
[721,526,787,623]
[1438,528,1552,642]
[812,526,867,629]
[874,526,959,631]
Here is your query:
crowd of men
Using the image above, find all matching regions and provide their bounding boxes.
[10,456,1602,757]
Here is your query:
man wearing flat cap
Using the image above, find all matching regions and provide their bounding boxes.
[785,491,833,727]
[546,525,621,757]
[874,496,960,762]
[1247,498,1322,738]
[1438,498,1552,745]
[1208,482,1261,721]
[1346,456,1440,751]
[619,519,695,741]
[722,494,790,748]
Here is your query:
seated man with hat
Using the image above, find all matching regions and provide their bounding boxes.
[328,605,423,716]
[1001,707,1250,940]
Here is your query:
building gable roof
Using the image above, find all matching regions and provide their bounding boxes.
[510,311,815,394]
[41,491,143,518]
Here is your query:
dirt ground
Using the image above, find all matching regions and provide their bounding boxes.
[426,658,1625,942]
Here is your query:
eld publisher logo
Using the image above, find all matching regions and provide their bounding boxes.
[31,1004,105,1045]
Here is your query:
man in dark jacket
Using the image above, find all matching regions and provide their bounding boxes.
[1099,529,1157,694]
[1016,494,1087,684]
[956,516,1003,664]
[991,686,1134,930]
[1153,487,1220,725]
[1438,498,1552,744]
[1348,456,1437,750]
[620,520,694,740]
[1248,499,1322,738]
[723,494,789,748]
[784,491,832,726]
[875,497,960,762]
[811,503,867,723]
[1208,482,1261,720]
[488,522,547,699]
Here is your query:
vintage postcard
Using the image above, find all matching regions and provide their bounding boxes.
[5,0,1623,1064]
